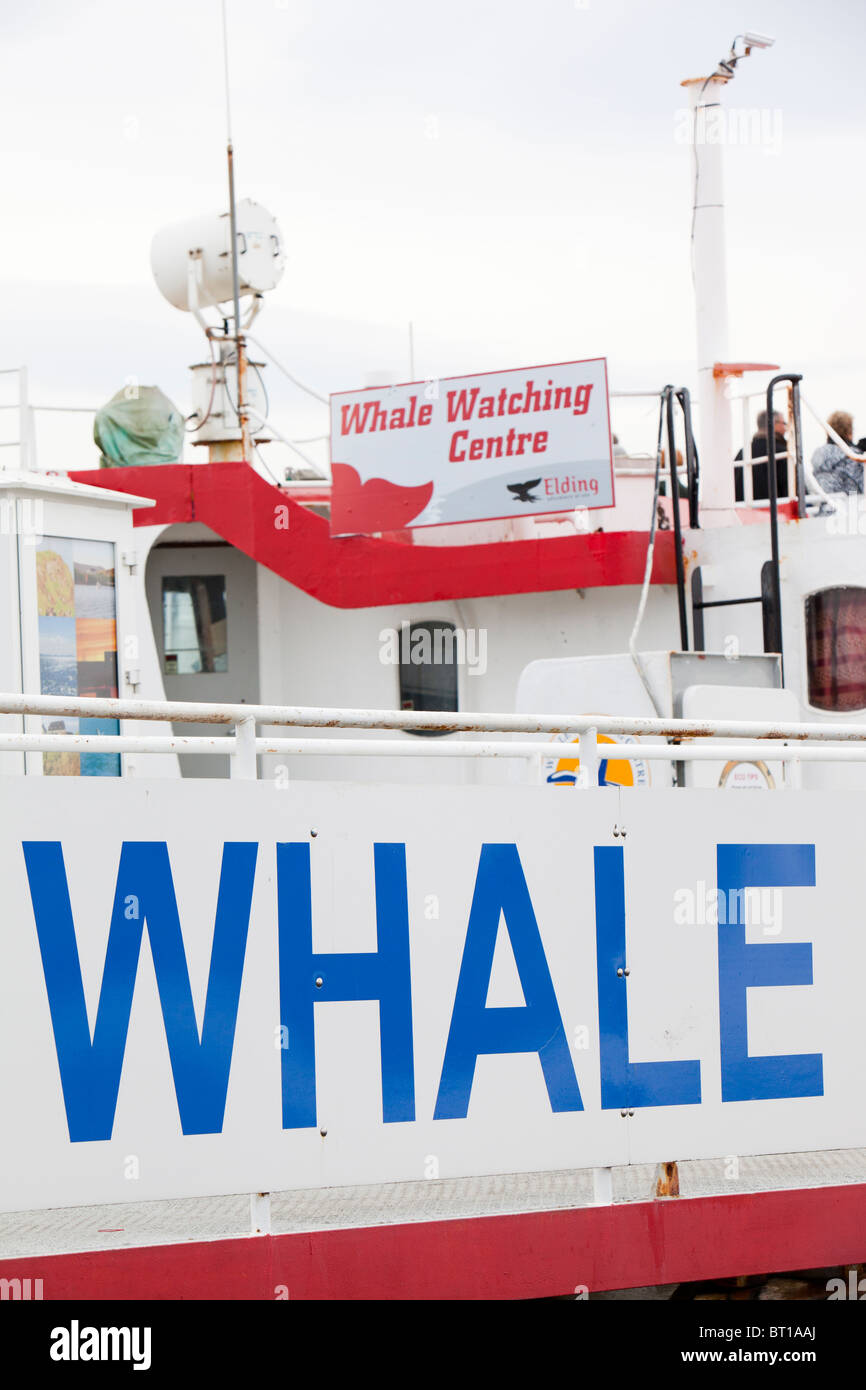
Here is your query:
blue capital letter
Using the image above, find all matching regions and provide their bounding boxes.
[718,843,822,1101]
[434,843,582,1120]
[277,842,415,1128]
[595,846,701,1109]
[23,840,258,1142]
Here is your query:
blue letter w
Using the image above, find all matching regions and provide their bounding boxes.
[23,840,258,1142]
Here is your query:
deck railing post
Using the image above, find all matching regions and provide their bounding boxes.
[578,726,599,789]
[250,1191,271,1235]
[782,743,802,790]
[233,715,258,780]
[592,1166,613,1205]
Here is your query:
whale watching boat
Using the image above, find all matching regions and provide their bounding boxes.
[2,31,866,1302]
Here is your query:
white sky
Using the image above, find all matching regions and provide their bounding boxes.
[1,0,864,473]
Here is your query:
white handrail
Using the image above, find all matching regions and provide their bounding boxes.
[5,690,866,742]
[254,738,866,764]
[8,732,866,765]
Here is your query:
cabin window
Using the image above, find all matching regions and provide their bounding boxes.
[805,586,866,711]
[162,576,228,674]
[398,621,459,736]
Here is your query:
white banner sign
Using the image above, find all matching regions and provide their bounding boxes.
[329,358,614,535]
[0,779,852,1212]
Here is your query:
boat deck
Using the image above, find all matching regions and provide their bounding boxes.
[4,1148,866,1260]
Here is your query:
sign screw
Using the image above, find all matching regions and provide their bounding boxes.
[315,977,323,988]
[616,967,630,977]
[310,828,318,838]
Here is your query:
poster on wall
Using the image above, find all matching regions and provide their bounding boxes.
[35,537,120,777]
[329,357,614,536]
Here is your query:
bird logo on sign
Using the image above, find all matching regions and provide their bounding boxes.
[507,478,542,503]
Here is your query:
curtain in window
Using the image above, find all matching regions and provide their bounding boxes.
[806,587,866,711]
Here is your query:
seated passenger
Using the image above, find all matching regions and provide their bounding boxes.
[734,411,789,502]
[811,411,864,494]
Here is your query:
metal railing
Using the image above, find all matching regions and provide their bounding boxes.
[0,367,37,470]
[6,692,866,781]
[0,373,699,498]
[0,366,97,474]
[609,387,698,513]
[728,379,866,517]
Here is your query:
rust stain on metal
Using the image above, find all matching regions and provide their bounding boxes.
[655,1161,680,1198]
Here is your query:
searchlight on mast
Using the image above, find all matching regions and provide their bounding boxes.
[148,0,286,468]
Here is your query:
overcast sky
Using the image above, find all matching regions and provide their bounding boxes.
[1,0,864,473]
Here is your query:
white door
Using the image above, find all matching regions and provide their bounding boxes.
[146,540,260,777]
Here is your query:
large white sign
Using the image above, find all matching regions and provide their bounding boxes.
[0,779,853,1213]
[329,358,614,535]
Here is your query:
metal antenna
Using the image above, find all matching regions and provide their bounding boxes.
[221,0,250,461]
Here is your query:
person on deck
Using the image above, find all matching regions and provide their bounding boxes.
[734,411,789,502]
[811,411,864,494]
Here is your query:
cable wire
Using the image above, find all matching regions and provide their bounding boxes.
[246,333,329,405]
[628,391,668,717]
[222,365,326,480]
[689,36,750,285]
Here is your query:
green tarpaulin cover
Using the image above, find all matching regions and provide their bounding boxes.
[94,386,183,468]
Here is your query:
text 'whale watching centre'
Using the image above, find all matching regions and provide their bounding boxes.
[329,358,615,534]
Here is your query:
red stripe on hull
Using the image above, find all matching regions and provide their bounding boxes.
[4,1184,865,1300]
[69,462,677,609]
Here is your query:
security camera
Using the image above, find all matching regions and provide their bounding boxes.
[742,31,775,50]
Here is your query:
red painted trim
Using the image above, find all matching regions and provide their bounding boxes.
[738,499,800,525]
[79,463,196,527]
[3,1183,865,1300]
[68,462,677,610]
[713,361,780,379]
